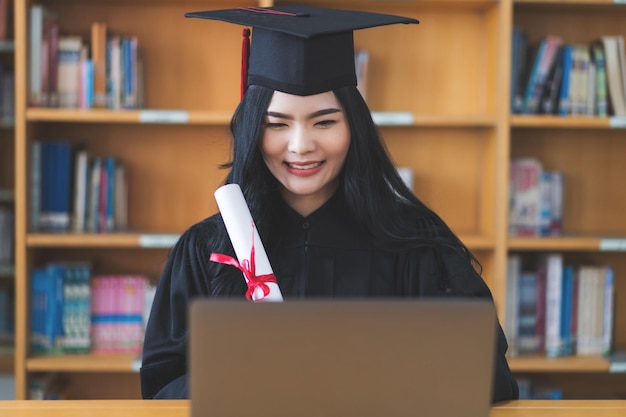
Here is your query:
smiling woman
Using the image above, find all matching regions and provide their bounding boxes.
[140,4,518,404]
[261,91,351,216]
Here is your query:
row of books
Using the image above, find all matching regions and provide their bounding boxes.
[516,378,563,400]
[511,28,626,116]
[31,262,156,355]
[0,206,13,266]
[509,157,564,237]
[28,5,144,109]
[505,253,614,358]
[30,140,129,233]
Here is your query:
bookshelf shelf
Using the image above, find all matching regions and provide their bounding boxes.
[507,236,625,251]
[24,108,498,128]
[509,355,610,373]
[26,108,234,125]
[510,115,619,129]
[26,353,138,373]
[26,233,180,249]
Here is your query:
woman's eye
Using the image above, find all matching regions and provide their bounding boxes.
[315,119,337,128]
[264,122,287,129]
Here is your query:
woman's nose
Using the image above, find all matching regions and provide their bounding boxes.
[287,127,316,154]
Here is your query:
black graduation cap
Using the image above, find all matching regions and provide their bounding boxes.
[185,5,419,97]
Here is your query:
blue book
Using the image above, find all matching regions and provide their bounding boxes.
[521,39,547,113]
[31,267,63,354]
[560,265,575,356]
[558,45,573,116]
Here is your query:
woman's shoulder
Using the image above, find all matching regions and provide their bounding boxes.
[174,213,227,250]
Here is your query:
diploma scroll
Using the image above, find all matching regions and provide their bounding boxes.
[212,184,283,302]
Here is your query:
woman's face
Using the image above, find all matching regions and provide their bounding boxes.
[260,90,351,216]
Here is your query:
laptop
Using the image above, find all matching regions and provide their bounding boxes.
[189,299,496,417]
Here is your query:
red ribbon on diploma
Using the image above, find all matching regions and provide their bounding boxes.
[210,221,277,301]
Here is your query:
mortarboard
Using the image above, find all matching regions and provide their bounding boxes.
[185,5,418,97]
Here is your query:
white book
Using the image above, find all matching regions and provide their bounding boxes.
[505,254,522,357]
[544,253,563,357]
[28,5,43,106]
[57,36,83,108]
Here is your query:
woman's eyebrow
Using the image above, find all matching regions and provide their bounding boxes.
[308,108,342,119]
[265,108,342,120]
[266,111,292,120]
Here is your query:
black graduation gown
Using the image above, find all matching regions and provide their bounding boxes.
[140,193,518,402]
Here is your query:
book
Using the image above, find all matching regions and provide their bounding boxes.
[505,254,522,356]
[78,45,94,109]
[107,36,122,109]
[540,45,564,115]
[591,41,608,117]
[510,26,528,113]
[28,5,56,106]
[569,44,590,115]
[71,149,89,232]
[114,163,128,231]
[509,157,542,237]
[544,254,564,358]
[30,140,42,231]
[91,22,107,108]
[558,45,574,116]
[560,265,576,356]
[57,36,83,109]
[355,49,369,100]
[49,141,72,231]
[87,157,101,233]
[517,271,540,354]
[601,36,626,116]
[522,36,563,114]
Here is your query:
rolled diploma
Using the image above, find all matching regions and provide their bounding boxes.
[214,184,283,302]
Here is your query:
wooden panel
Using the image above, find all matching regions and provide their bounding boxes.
[513,372,626,399]
[514,3,626,45]
[277,1,499,115]
[50,372,140,399]
[382,127,490,235]
[32,248,169,282]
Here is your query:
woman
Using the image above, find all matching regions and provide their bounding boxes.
[141,4,518,403]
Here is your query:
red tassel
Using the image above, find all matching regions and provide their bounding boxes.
[241,28,251,99]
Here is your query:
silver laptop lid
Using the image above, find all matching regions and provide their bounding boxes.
[190,299,496,417]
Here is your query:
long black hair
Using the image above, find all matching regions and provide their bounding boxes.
[219,84,480,275]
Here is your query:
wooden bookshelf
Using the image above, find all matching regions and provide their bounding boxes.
[9,0,626,401]
[508,0,626,399]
